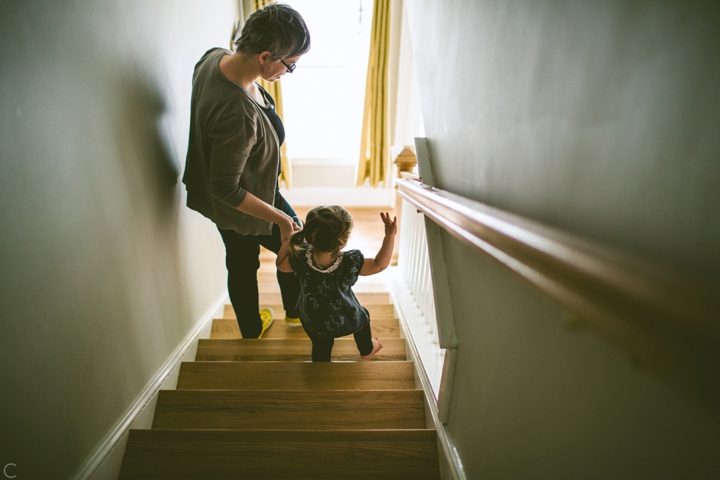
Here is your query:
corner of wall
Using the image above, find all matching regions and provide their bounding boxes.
[80,292,228,480]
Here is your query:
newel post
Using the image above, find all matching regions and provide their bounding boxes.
[392,146,417,265]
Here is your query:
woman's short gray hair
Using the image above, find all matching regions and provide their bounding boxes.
[234,4,311,60]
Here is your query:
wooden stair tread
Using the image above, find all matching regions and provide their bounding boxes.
[211,317,400,339]
[152,389,426,430]
[223,303,396,319]
[119,429,440,479]
[196,337,406,361]
[177,361,417,391]
[119,206,439,477]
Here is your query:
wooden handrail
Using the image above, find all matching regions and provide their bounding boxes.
[397,177,720,403]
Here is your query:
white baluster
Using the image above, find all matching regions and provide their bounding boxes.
[397,198,444,345]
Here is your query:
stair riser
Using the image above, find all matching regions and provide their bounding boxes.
[119,429,440,479]
[152,390,426,430]
[211,318,401,339]
[176,361,416,391]
[196,338,407,361]
[223,303,396,320]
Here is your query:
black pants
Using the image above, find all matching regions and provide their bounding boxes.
[217,192,300,338]
[308,322,374,362]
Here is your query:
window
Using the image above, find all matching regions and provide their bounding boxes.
[282,0,373,163]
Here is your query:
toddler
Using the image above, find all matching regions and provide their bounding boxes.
[276,206,397,362]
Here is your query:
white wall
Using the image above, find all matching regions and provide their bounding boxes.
[0,1,234,477]
[405,0,720,478]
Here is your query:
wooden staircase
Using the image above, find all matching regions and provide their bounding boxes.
[118,208,441,479]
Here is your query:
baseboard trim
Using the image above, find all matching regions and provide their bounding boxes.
[74,292,228,480]
[388,269,466,480]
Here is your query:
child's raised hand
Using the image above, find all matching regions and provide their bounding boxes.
[380,212,397,236]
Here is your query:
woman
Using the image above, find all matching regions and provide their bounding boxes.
[182,4,311,338]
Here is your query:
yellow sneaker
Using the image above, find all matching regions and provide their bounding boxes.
[284,316,302,327]
[258,308,274,338]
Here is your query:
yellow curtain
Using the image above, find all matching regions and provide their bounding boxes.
[250,0,293,188]
[356,0,391,187]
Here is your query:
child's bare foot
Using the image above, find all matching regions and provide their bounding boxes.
[361,337,383,360]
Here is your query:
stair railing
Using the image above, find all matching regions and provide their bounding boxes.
[393,139,459,425]
[398,196,438,344]
[397,137,720,410]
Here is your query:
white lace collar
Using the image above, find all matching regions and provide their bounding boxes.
[305,245,343,273]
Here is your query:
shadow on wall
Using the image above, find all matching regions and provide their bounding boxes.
[96,64,200,392]
[113,72,181,221]
[0,8,200,476]
[103,68,199,438]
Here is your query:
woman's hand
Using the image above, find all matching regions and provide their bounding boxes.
[233,192,301,242]
[278,214,301,243]
[380,212,397,237]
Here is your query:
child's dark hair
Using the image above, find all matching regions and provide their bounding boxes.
[289,206,353,258]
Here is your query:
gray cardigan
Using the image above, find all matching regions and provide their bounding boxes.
[182,48,280,235]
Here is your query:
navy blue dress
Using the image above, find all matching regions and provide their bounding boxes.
[289,246,370,338]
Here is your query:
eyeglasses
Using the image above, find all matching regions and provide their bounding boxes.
[280,59,296,74]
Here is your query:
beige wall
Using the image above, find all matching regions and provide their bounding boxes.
[0,0,235,477]
[405,1,720,478]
